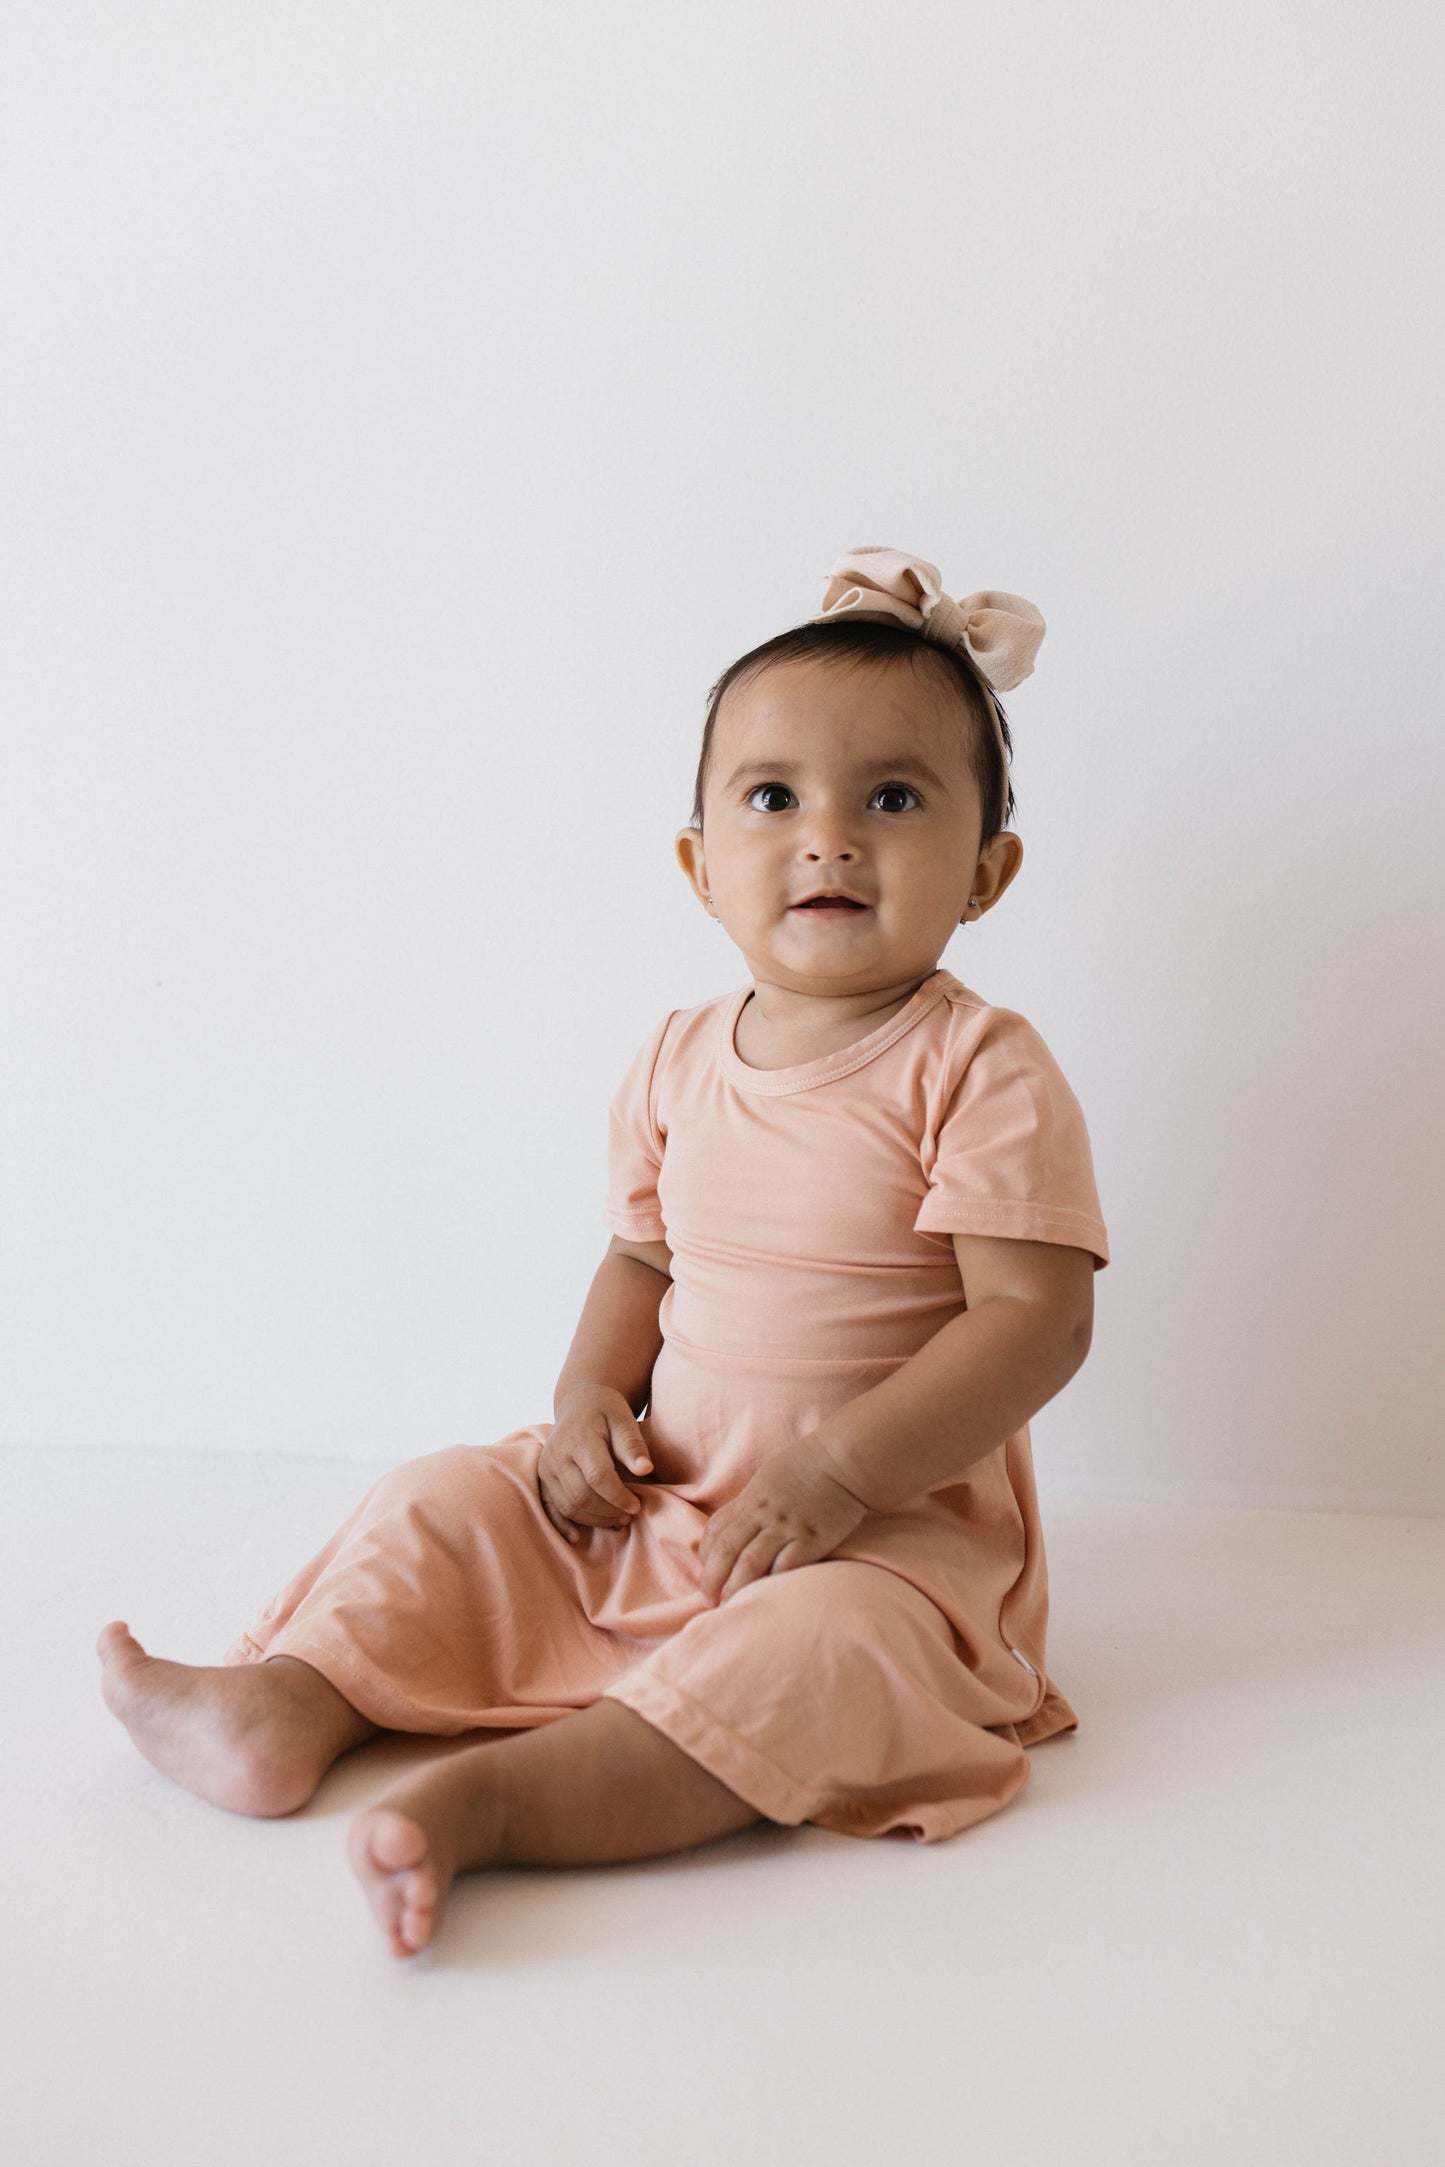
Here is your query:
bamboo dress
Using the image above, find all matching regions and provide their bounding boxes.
[225,966,1110,1842]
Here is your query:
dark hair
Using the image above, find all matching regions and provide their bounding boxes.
[688,617,1015,842]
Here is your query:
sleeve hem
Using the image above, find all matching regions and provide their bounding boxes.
[602,1209,668,1240]
[914,1198,1109,1266]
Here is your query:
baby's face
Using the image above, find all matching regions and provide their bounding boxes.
[676,654,1013,995]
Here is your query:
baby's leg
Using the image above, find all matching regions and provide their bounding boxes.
[97,1621,378,1817]
[348,1697,763,1959]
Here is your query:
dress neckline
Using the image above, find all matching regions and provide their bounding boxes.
[719,969,954,1095]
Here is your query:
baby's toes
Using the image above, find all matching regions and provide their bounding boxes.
[395,1864,440,1954]
[95,1621,148,1715]
[347,1807,438,1957]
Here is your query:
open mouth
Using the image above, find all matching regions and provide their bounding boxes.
[792,897,869,912]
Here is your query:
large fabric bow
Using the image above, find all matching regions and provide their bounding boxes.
[808,545,1045,692]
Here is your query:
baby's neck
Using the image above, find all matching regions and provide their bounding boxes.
[733,970,939,1070]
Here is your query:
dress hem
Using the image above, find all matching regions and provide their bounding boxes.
[603,1667,1031,1845]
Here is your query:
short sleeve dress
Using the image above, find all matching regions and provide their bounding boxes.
[225,966,1110,1844]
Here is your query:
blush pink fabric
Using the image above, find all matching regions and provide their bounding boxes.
[225,967,1109,1843]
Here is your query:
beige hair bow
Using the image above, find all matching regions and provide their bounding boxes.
[808,546,1045,689]
[807,545,1045,821]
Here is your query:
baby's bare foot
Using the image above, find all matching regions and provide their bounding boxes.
[96,1620,375,1816]
[347,1750,505,1959]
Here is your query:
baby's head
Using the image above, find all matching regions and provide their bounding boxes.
[675,618,1026,994]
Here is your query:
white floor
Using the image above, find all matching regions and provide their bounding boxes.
[4,1441,1440,2167]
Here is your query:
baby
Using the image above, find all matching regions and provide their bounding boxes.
[98,545,1110,1960]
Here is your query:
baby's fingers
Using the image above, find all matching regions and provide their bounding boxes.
[606,1412,653,1478]
[537,1485,581,1546]
[570,1444,640,1522]
[698,1513,749,1600]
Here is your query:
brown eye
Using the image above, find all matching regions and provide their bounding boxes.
[871,783,921,812]
[746,783,794,812]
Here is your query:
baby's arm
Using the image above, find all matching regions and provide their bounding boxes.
[554,1235,671,1422]
[816,1234,1094,1514]
[537,1237,674,1540]
[699,1236,1094,1602]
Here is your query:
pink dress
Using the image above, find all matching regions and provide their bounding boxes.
[225,966,1110,1842]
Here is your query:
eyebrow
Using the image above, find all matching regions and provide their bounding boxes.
[720,754,953,794]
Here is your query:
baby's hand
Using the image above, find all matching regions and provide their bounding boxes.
[697,1436,871,1605]
[539,1386,652,1543]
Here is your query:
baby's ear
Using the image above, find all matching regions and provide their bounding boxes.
[674,826,709,904]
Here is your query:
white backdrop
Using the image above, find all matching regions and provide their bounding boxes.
[2,2,1441,1510]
